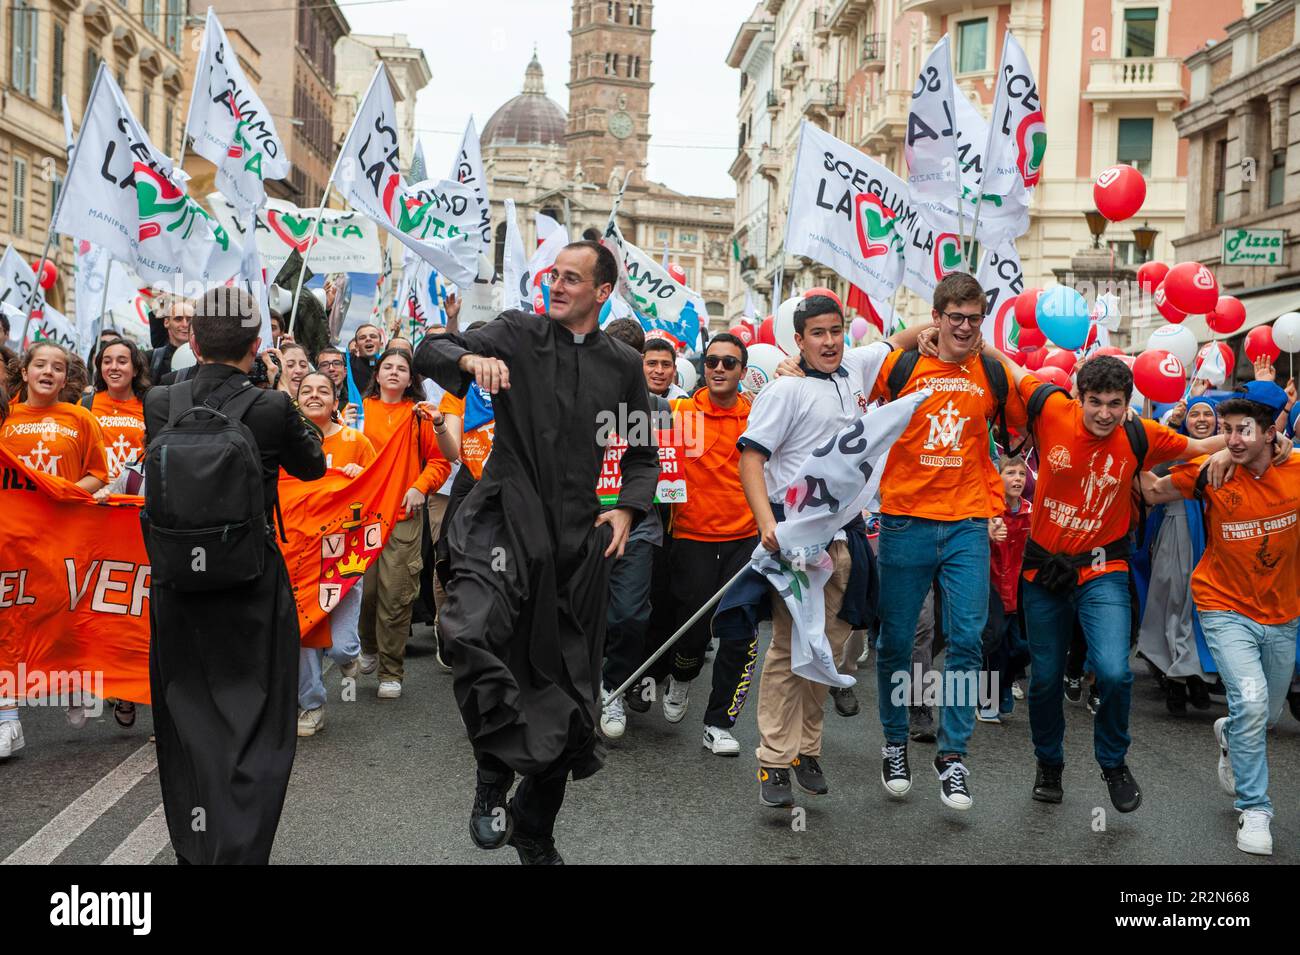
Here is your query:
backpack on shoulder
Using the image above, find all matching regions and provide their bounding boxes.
[887,349,1014,453]
[140,376,269,592]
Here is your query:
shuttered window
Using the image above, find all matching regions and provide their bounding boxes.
[11,157,29,237]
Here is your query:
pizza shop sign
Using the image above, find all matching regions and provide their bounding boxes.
[1221,228,1286,267]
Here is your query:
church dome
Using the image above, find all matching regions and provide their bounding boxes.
[482,52,567,149]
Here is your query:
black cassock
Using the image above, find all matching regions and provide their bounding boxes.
[416,311,659,781]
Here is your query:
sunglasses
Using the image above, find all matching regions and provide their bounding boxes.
[704,355,742,371]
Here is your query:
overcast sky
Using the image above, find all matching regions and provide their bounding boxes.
[344,0,751,199]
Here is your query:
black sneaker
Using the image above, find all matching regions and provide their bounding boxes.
[830,686,860,717]
[1064,675,1083,704]
[624,678,652,714]
[469,776,513,849]
[1101,763,1142,813]
[1086,685,1100,715]
[934,754,973,810]
[1289,689,1300,723]
[881,742,912,797]
[1165,679,1187,714]
[1032,762,1064,804]
[1187,676,1211,710]
[758,766,794,808]
[507,830,564,865]
[792,753,829,795]
[909,705,936,743]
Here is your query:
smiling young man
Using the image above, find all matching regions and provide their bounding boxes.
[348,323,386,394]
[644,337,687,399]
[1000,355,1225,812]
[415,241,659,864]
[1143,381,1300,855]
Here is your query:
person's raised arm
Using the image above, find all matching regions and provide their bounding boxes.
[1184,434,1228,458]
[1140,471,1183,506]
[413,312,520,397]
[278,393,326,482]
[435,410,462,463]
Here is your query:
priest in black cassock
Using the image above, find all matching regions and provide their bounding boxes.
[415,240,659,864]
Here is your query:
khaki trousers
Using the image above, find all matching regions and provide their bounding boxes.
[358,511,424,683]
[755,540,854,767]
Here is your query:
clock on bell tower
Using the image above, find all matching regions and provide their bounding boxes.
[567,1,653,191]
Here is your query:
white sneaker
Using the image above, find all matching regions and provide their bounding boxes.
[662,676,689,723]
[702,725,740,756]
[1214,717,1235,795]
[297,707,325,737]
[600,689,626,739]
[358,653,379,675]
[1236,809,1273,856]
[975,703,1001,724]
[339,657,360,680]
[377,681,402,699]
[1011,680,1026,701]
[0,720,24,758]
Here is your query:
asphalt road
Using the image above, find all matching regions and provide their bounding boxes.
[2,623,1297,865]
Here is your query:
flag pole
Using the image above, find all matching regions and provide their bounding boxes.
[287,179,334,335]
[967,32,1009,271]
[94,256,115,343]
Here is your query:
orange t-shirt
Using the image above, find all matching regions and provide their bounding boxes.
[1170,455,1300,624]
[870,351,1027,520]
[438,392,494,481]
[1,401,108,484]
[362,397,450,495]
[90,391,146,481]
[322,425,377,471]
[669,391,757,542]
[1021,378,1188,583]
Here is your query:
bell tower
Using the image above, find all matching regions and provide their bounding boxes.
[566,1,653,191]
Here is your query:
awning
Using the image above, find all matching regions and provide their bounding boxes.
[1182,284,1300,343]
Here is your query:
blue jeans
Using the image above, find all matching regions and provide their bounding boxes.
[1199,611,1299,814]
[1022,572,1132,768]
[875,515,989,756]
[298,581,364,711]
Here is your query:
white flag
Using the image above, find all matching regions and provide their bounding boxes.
[185,7,289,213]
[785,120,907,297]
[0,246,76,351]
[976,241,1026,354]
[56,66,240,289]
[752,391,927,686]
[602,218,707,349]
[73,240,140,355]
[501,198,529,312]
[207,193,382,275]
[905,36,963,203]
[409,138,427,182]
[335,66,480,287]
[743,287,758,322]
[525,213,569,312]
[448,117,492,257]
[983,32,1046,194]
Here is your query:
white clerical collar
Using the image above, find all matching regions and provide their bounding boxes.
[572,332,587,344]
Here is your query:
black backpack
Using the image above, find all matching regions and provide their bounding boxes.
[887,349,1014,454]
[140,376,269,592]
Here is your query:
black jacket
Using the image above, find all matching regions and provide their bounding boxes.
[143,363,326,511]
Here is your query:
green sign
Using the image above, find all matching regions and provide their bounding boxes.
[1221,228,1286,267]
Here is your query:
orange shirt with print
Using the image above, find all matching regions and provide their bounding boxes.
[322,425,377,470]
[438,392,495,481]
[90,391,146,481]
[668,390,757,542]
[1020,378,1188,584]
[362,397,450,494]
[870,351,1027,520]
[1,401,108,484]
[1170,455,1300,624]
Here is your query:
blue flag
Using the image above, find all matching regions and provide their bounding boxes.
[345,349,365,430]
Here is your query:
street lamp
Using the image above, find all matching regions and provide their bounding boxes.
[1084,209,1109,250]
[1132,221,1159,263]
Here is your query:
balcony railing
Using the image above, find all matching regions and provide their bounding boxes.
[804,81,844,118]
[1083,57,1186,106]
[766,89,781,111]
[780,65,798,88]
[862,32,885,66]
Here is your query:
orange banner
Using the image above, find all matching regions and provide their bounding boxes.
[0,413,421,704]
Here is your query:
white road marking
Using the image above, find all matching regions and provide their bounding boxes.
[102,803,170,865]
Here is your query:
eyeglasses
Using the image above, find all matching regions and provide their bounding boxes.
[704,355,742,371]
[940,311,983,327]
[318,360,345,369]
[548,270,593,289]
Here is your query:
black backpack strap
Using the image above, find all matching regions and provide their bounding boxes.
[1123,417,1149,471]
[164,380,195,428]
[981,355,1010,454]
[1193,466,1211,503]
[1013,382,1069,457]
[886,349,922,401]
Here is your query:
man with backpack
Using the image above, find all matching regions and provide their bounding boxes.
[142,287,325,865]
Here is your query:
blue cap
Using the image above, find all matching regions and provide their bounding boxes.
[1287,402,1300,439]
[1235,380,1289,414]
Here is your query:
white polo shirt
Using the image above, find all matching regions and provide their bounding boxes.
[737,341,892,504]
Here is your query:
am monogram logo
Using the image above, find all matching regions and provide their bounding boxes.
[922,400,969,451]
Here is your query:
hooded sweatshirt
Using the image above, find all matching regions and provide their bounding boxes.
[669,388,756,542]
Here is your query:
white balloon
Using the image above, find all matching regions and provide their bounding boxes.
[1146,323,1198,370]
[774,295,801,356]
[742,343,785,395]
[171,342,196,371]
[1092,292,1122,332]
[1273,311,1300,352]
[675,356,698,392]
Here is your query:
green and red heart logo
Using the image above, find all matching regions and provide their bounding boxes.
[266,210,319,254]
[992,298,1017,353]
[933,232,962,280]
[1016,111,1047,188]
[854,192,897,259]
[132,163,185,242]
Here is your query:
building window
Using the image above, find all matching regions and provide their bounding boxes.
[1107,240,1138,266]
[956,19,987,74]
[680,231,697,244]
[141,88,152,135]
[85,49,102,109]
[11,0,39,99]
[1213,138,1227,225]
[52,22,65,109]
[1117,118,1153,176]
[628,55,640,78]
[143,0,159,35]
[11,157,28,237]
[494,221,507,276]
[51,174,63,221]
[117,65,126,90]
[608,1,619,22]
[1268,149,1286,207]
[1123,8,1158,58]
[166,0,183,52]
[164,102,174,155]
[604,52,614,75]
[656,228,669,242]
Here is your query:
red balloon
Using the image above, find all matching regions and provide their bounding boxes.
[1195,341,1235,381]
[1162,261,1219,315]
[668,264,687,285]
[1018,326,1047,351]
[30,259,57,290]
[1024,347,1049,371]
[1133,349,1187,403]
[1092,346,1125,358]
[1042,348,1077,376]
[1136,261,1169,293]
[803,286,843,311]
[1116,354,1136,370]
[1207,295,1246,335]
[1014,288,1040,331]
[729,324,756,346]
[758,315,776,346]
[1245,325,1280,363]
[1153,282,1187,324]
[1037,366,1073,390]
[1093,165,1147,222]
